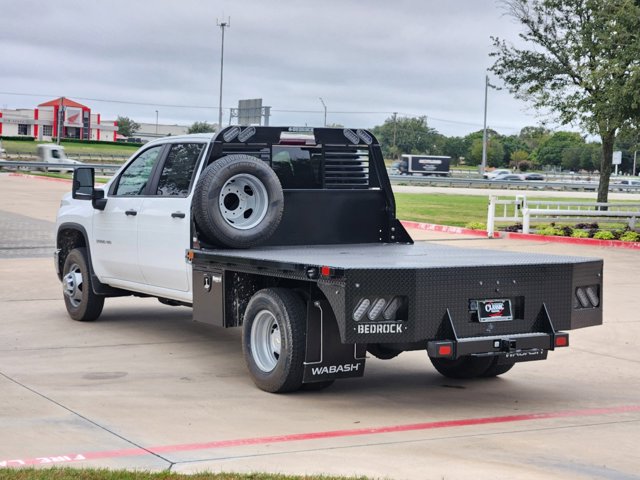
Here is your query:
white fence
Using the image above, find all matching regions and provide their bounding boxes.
[487,195,640,236]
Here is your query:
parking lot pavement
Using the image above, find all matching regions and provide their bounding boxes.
[1,173,640,479]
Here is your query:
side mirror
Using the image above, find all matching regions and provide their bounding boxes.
[72,167,107,210]
[72,167,95,200]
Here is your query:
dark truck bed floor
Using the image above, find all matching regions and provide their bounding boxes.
[195,242,597,270]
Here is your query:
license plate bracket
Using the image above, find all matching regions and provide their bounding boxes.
[476,299,513,322]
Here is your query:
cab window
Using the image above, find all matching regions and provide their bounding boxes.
[156,143,204,196]
[114,146,163,196]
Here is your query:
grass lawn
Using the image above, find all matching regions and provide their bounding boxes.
[395,192,488,226]
[394,192,634,229]
[0,469,367,480]
[1,139,140,157]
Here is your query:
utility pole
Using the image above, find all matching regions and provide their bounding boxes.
[634,149,638,177]
[155,110,158,135]
[319,97,327,127]
[57,97,65,145]
[481,75,489,175]
[217,17,230,131]
[392,112,398,157]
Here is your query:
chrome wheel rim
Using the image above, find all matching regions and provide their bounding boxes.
[218,173,269,230]
[63,263,84,308]
[250,310,281,372]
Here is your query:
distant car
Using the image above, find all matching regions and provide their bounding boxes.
[523,173,545,181]
[483,168,512,179]
[618,179,640,186]
[390,159,408,175]
[494,174,524,181]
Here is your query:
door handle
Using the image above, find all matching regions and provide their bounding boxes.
[171,212,186,218]
[125,209,137,216]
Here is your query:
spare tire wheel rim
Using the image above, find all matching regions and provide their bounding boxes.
[218,173,269,230]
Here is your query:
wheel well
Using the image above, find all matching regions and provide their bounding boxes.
[56,228,87,280]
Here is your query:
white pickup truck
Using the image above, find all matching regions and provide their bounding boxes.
[55,127,603,393]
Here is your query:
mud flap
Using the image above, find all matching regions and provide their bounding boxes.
[303,298,366,383]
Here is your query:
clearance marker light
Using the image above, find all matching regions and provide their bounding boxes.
[353,298,371,321]
[367,298,387,320]
[438,344,453,356]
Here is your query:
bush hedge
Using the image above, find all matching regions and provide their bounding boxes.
[0,135,35,141]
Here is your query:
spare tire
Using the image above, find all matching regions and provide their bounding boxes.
[194,154,284,248]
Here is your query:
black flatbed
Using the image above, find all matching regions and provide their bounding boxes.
[192,242,597,271]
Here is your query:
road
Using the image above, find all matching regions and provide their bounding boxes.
[1,173,639,479]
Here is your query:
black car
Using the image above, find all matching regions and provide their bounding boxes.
[524,173,545,181]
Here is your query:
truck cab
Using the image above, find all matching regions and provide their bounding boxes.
[37,144,83,172]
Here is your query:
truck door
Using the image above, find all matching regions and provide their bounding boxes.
[91,145,165,284]
[137,142,206,292]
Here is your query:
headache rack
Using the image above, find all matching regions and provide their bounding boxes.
[201,126,411,246]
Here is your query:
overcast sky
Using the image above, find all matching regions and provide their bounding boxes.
[0,0,553,137]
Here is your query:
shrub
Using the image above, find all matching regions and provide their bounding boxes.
[571,230,590,238]
[593,230,615,240]
[620,231,640,242]
[538,226,563,236]
[501,223,522,232]
[465,222,487,230]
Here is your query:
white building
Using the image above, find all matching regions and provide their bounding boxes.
[0,98,118,142]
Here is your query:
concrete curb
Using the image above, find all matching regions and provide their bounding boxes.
[8,173,72,183]
[400,220,640,250]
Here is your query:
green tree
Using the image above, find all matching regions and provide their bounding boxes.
[442,136,466,164]
[188,121,216,134]
[468,137,505,167]
[490,0,640,202]
[372,116,442,159]
[116,116,140,138]
[535,131,584,167]
[518,126,551,151]
[510,149,530,166]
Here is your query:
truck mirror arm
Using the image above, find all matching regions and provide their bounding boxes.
[92,189,107,211]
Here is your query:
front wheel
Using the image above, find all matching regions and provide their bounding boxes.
[62,248,104,321]
[242,288,306,393]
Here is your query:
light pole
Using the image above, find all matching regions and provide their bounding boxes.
[155,110,158,135]
[217,17,230,131]
[481,75,489,176]
[319,97,327,127]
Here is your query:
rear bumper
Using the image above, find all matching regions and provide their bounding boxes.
[427,331,568,361]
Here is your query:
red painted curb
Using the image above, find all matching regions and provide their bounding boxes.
[504,231,640,250]
[401,220,640,250]
[7,173,72,184]
[2,404,639,467]
[401,220,498,238]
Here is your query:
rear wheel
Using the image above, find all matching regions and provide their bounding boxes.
[242,288,306,393]
[62,248,104,321]
[430,355,494,379]
[481,357,516,377]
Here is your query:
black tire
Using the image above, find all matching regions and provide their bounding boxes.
[242,288,306,393]
[367,344,400,360]
[430,355,494,379]
[481,357,516,377]
[61,248,104,321]
[301,380,335,391]
[193,154,284,248]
